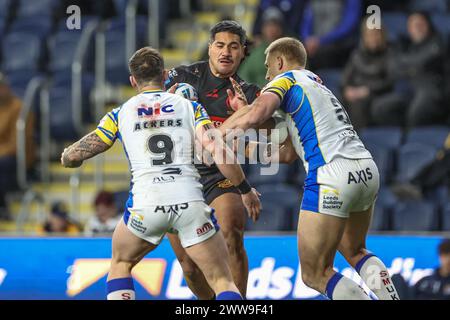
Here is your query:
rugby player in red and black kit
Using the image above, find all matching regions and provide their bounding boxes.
[164,21,260,299]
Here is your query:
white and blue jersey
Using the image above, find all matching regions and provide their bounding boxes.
[263,69,377,216]
[95,89,212,209]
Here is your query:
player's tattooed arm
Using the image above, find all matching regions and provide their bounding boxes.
[61,131,111,168]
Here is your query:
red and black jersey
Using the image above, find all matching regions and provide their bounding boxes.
[165,61,261,176]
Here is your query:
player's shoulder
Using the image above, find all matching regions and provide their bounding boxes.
[169,61,208,78]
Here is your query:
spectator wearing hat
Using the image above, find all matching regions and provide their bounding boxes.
[84,191,120,236]
[0,73,35,220]
[413,239,450,300]
[239,7,286,87]
[37,201,81,235]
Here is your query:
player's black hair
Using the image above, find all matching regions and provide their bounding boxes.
[438,239,450,255]
[210,20,251,57]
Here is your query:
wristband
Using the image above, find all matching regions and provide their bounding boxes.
[237,179,252,194]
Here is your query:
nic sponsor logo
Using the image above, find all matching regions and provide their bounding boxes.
[137,104,174,117]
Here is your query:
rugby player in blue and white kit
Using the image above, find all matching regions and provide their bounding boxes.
[61,47,261,300]
[222,37,400,300]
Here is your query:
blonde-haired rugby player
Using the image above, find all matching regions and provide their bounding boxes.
[221,37,399,300]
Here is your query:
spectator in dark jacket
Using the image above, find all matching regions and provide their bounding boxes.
[413,239,450,300]
[342,19,394,131]
[301,0,362,70]
[371,11,447,127]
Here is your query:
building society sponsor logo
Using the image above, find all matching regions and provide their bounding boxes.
[130,211,147,233]
[321,188,343,210]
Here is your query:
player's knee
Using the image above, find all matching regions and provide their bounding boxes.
[110,258,135,273]
[178,254,201,279]
[221,226,244,255]
[300,263,330,291]
[340,246,368,266]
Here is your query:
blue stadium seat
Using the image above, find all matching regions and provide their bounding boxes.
[392,201,438,231]
[424,185,449,208]
[2,33,42,72]
[377,187,398,211]
[5,71,40,99]
[114,191,130,211]
[255,183,301,209]
[405,126,449,149]
[49,87,79,141]
[442,203,450,231]
[10,16,53,39]
[51,72,95,122]
[396,143,437,183]
[105,31,129,85]
[370,203,389,231]
[410,0,448,13]
[382,12,408,40]
[56,15,99,31]
[0,0,11,16]
[431,14,450,43]
[359,127,403,150]
[364,142,391,185]
[247,163,292,186]
[316,68,342,99]
[48,32,83,73]
[16,0,59,17]
[245,203,291,232]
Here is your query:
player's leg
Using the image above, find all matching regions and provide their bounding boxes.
[166,233,215,300]
[107,219,156,300]
[211,192,249,297]
[185,231,242,300]
[297,210,370,300]
[338,205,400,300]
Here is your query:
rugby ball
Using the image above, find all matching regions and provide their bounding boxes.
[270,110,288,144]
[174,83,198,101]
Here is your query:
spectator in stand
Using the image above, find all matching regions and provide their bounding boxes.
[239,7,285,88]
[371,11,446,127]
[37,201,82,235]
[392,133,450,199]
[413,239,450,300]
[84,191,120,236]
[0,73,35,221]
[252,0,306,40]
[300,0,362,70]
[341,19,395,131]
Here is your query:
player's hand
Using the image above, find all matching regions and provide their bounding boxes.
[167,83,178,94]
[227,77,248,111]
[241,188,261,222]
[61,148,82,168]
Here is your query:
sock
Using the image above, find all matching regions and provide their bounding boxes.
[216,291,242,300]
[325,272,371,300]
[106,277,135,300]
[355,254,400,300]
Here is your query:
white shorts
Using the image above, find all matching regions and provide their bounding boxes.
[123,201,219,248]
[301,158,380,218]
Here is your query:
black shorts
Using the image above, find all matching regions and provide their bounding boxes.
[200,171,240,205]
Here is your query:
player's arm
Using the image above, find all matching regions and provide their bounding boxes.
[192,102,261,221]
[61,131,111,168]
[61,109,119,168]
[221,92,281,133]
[197,124,261,222]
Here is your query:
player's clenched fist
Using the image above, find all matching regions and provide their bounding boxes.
[241,188,261,222]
